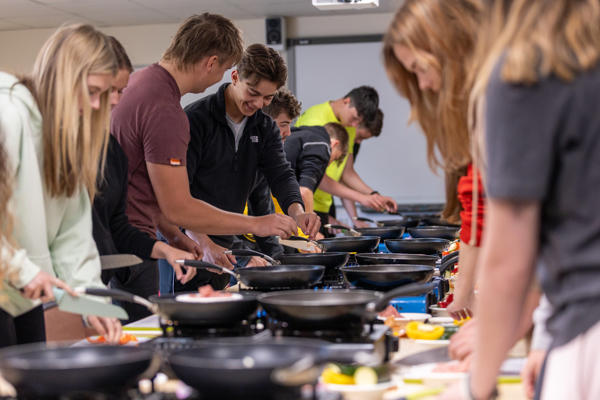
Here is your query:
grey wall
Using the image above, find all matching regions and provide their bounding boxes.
[293,41,444,204]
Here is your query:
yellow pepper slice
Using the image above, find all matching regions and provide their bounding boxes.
[406,322,445,340]
[322,368,355,385]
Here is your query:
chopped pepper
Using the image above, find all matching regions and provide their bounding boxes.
[406,322,445,340]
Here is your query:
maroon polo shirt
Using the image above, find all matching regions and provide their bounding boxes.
[111,63,189,237]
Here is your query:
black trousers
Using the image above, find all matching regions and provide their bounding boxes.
[107,259,159,324]
[0,305,46,348]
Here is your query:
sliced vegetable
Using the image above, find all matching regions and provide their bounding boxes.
[406,322,445,340]
[322,368,355,385]
[440,325,459,340]
[353,366,378,385]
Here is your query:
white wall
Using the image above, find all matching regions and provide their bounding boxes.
[0,13,394,73]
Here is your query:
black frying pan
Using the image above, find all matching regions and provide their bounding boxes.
[0,344,154,396]
[178,260,325,290]
[355,253,439,267]
[317,236,380,253]
[418,217,461,228]
[258,282,436,327]
[341,264,435,291]
[84,287,259,326]
[384,238,450,254]
[408,225,460,240]
[357,216,420,228]
[354,226,405,239]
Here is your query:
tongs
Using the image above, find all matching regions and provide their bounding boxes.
[323,224,361,237]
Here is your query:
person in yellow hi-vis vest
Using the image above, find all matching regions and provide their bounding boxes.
[295,86,397,236]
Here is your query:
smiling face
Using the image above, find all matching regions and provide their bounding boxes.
[230,70,278,117]
[109,69,130,109]
[272,111,293,141]
[393,44,441,92]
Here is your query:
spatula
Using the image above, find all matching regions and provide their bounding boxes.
[53,287,129,320]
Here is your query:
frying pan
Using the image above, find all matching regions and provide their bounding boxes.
[83,287,259,326]
[384,238,450,255]
[168,336,379,399]
[177,259,325,290]
[356,216,420,228]
[317,235,380,253]
[355,253,438,267]
[341,264,435,291]
[408,225,460,240]
[259,282,436,327]
[418,217,461,228]
[354,226,405,239]
[0,343,154,396]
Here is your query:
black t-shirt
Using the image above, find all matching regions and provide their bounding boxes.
[284,126,331,192]
[485,61,600,347]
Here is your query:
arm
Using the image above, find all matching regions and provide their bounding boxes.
[148,163,296,238]
[447,243,479,320]
[340,154,397,212]
[300,187,314,214]
[470,199,539,399]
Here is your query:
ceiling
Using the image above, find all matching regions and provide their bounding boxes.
[0,0,401,31]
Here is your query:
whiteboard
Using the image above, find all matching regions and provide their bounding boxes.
[293,41,444,204]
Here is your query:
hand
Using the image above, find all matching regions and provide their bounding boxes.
[358,193,388,212]
[353,219,371,229]
[326,216,349,235]
[315,232,325,240]
[448,318,477,361]
[22,270,78,302]
[521,349,546,398]
[161,244,198,284]
[246,256,270,267]
[252,214,297,238]
[294,212,321,239]
[86,315,122,344]
[447,299,474,322]
[190,234,237,271]
[377,194,397,212]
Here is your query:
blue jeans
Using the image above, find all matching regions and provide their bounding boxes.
[156,231,174,295]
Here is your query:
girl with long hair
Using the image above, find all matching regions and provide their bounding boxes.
[0,24,122,346]
[383,0,483,319]
[444,0,600,398]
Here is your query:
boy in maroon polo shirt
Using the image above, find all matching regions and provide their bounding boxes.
[112,14,299,294]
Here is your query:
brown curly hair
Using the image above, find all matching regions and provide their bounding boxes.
[262,87,302,120]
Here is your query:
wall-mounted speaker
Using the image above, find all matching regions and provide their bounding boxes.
[265,16,286,51]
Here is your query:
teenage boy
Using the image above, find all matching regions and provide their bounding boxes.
[112,15,298,293]
[184,44,320,270]
[296,88,397,233]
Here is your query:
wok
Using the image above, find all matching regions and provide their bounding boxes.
[317,235,380,253]
[408,225,460,240]
[84,287,259,326]
[384,238,450,255]
[0,344,154,396]
[177,259,325,290]
[341,264,435,291]
[356,253,438,267]
[259,282,436,327]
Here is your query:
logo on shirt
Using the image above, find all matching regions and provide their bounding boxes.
[169,158,182,166]
[250,136,259,143]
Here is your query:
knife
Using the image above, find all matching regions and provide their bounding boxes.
[52,287,129,320]
[100,254,143,270]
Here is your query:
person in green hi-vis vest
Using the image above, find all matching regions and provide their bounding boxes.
[296,86,397,236]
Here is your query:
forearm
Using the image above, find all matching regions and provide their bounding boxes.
[341,197,358,220]
[453,243,479,307]
[318,175,365,203]
[299,187,314,214]
[340,156,373,193]
[286,202,305,219]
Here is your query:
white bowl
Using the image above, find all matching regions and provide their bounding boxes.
[323,381,395,400]
[377,313,431,323]
[429,305,450,317]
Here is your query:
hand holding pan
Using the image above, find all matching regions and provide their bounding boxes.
[224,249,278,265]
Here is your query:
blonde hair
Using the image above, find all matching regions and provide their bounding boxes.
[31,24,117,199]
[383,0,480,222]
[469,0,600,170]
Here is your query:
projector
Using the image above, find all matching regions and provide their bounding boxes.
[312,0,380,11]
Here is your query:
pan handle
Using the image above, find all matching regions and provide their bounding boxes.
[353,216,381,226]
[324,224,361,237]
[175,259,238,282]
[83,287,158,313]
[366,281,438,313]
[224,249,278,265]
[439,251,460,275]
